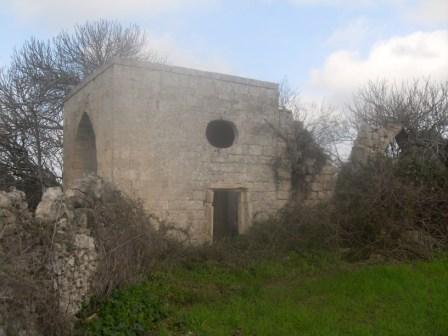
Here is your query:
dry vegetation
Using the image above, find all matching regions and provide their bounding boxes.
[0,190,63,334]
[0,179,184,335]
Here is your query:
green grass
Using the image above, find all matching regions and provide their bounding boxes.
[78,253,448,336]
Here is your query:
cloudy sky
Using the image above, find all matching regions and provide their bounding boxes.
[0,0,447,105]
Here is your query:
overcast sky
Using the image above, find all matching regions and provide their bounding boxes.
[0,0,447,105]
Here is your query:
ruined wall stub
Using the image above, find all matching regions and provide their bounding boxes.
[64,60,292,242]
[350,123,403,164]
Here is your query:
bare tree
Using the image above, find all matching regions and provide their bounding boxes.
[350,79,448,162]
[0,39,65,190]
[54,20,164,80]
[278,79,353,164]
[0,20,163,206]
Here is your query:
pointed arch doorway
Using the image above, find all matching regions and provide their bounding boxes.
[72,113,97,179]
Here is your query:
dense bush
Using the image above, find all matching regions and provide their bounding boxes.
[85,180,185,298]
[240,142,448,262]
[334,153,448,260]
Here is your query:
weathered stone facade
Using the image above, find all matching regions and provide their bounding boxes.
[64,59,292,242]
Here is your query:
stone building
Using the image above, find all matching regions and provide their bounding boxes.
[64,59,292,242]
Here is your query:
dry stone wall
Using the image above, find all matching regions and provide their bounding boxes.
[0,177,104,335]
[36,184,99,317]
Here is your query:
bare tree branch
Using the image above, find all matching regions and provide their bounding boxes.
[0,20,164,207]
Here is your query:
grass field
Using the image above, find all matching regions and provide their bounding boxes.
[78,253,448,336]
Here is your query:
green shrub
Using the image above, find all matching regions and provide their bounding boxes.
[77,281,168,336]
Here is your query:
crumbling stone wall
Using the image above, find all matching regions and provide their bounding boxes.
[301,123,402,204]
[36,183,99,317]
[302,161,338,206]
[270,115,338,207]
[350,123,403,164]
[0,177,104,335]
[286,123,403,206]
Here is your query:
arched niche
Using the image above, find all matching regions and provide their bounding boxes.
[73,113,97,179]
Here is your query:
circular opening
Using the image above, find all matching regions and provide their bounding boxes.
[206,120,237,148]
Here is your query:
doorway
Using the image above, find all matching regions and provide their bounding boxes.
[212,190,240,240]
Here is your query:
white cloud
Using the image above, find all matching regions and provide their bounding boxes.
[282,0,448,24]
[407,0,448,24]
[308,30,448,104]
[7,0,217,26]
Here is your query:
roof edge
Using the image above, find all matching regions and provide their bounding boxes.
[65,58,279,101]
[64,61,115,102]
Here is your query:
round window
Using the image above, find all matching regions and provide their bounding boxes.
[206,120,237,148]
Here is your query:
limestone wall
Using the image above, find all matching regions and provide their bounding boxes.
[64,60,292,242]
[303,161,338,205]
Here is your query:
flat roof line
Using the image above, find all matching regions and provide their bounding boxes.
[65,58,278,101]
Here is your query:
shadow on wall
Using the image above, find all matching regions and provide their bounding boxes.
[73,113,97,180]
